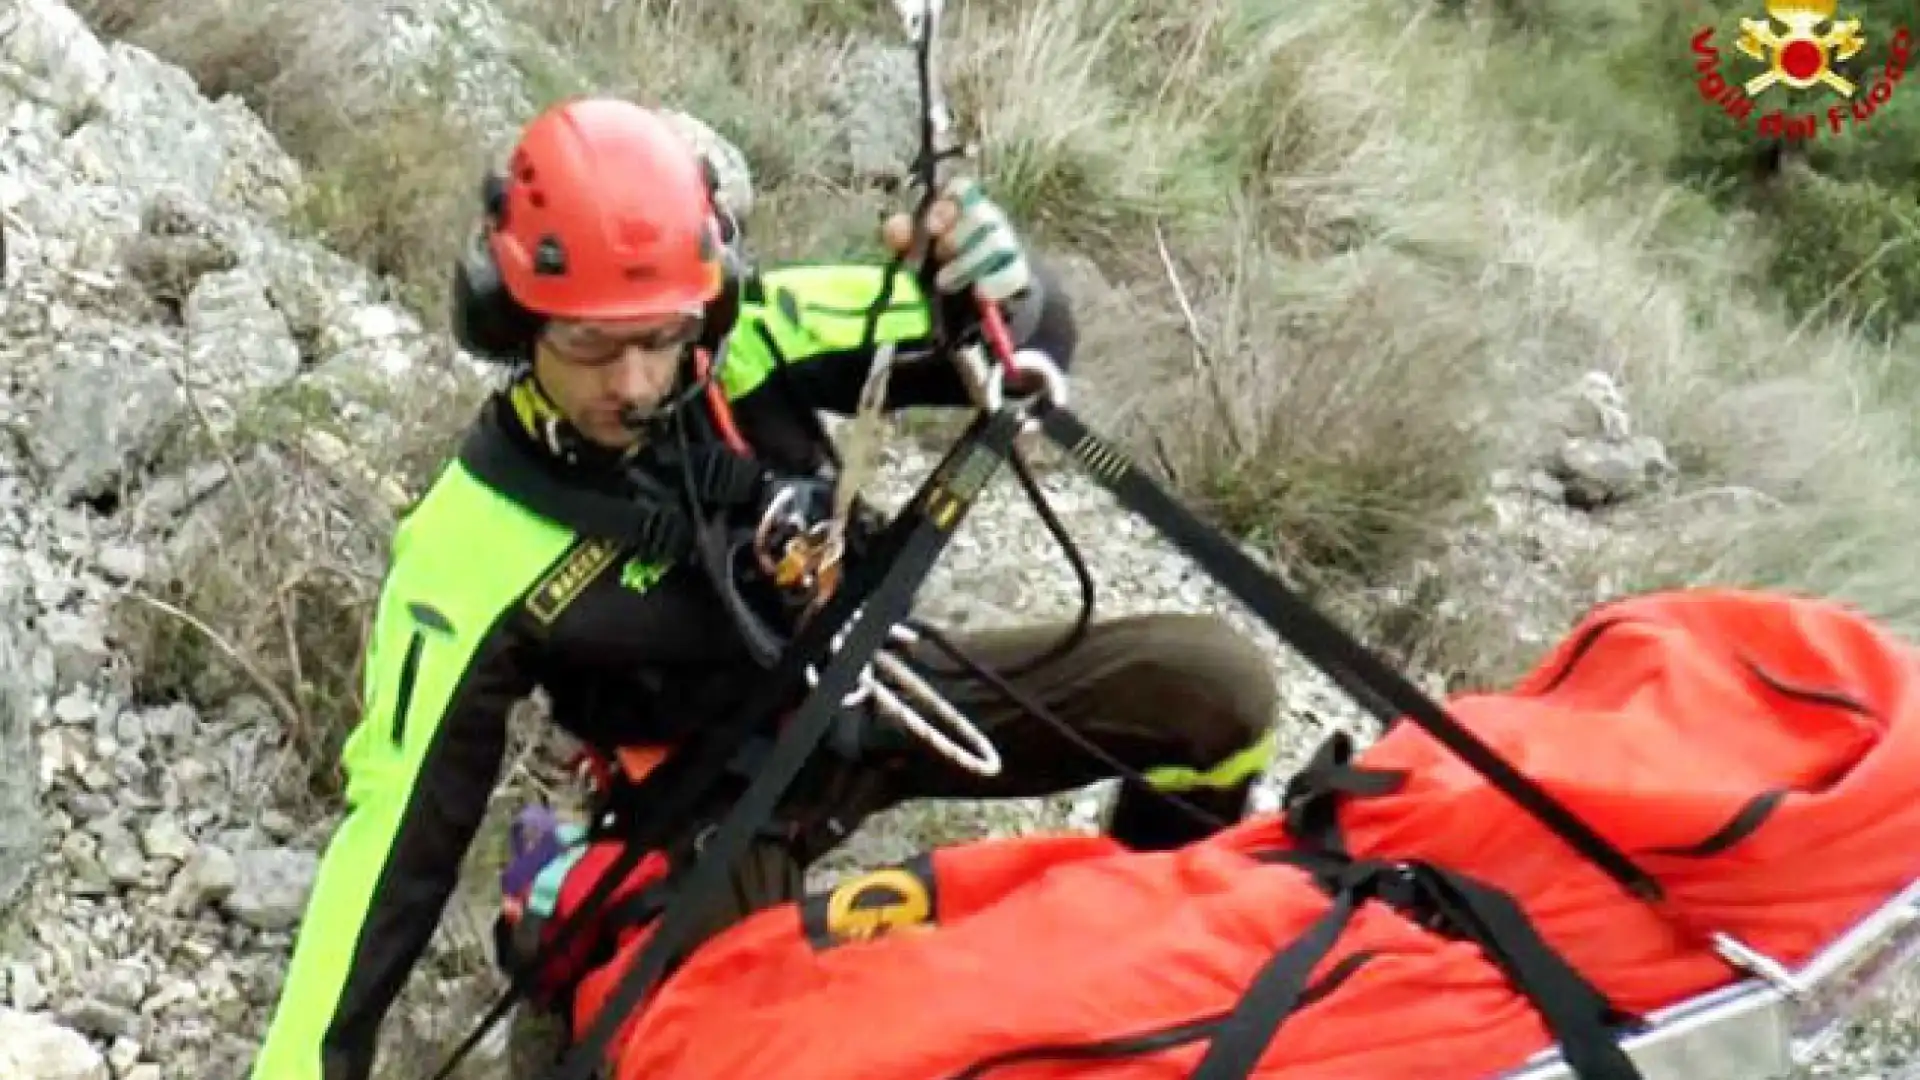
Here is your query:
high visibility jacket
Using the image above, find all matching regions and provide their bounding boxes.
[246,261,1080,1080]
[577,588,1920,1080]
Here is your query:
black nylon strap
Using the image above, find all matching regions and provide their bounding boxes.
[1194,856,1644,1080]
[1035,405,1665,906]
[1187,885,1364,1080]
[1278,732,1405,858]
[1405,862,1644,1080]
[541,406,1029,1080]
[458,406,696,561]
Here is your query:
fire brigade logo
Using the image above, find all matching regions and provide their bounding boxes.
[1692,1,1911,140]
[1736,0,1865,96]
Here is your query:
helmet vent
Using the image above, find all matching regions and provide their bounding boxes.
[534,236,567,276]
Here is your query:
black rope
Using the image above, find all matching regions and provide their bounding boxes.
[852,16,945,358]
[906,449,1098,682]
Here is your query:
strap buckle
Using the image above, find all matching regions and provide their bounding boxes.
[973,347,1069,433]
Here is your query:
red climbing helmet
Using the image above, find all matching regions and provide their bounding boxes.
[488,97,725,322]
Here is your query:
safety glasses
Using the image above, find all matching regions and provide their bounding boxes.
[543,313,705,363]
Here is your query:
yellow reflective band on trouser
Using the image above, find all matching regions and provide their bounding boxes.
[1141,728,1279,793]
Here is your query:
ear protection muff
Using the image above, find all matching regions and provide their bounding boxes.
[450,170,545,363]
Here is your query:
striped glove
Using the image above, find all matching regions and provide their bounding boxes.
[883,177,1034,303]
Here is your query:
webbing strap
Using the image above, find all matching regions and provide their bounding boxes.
[1191,856,1644,1080]
[1186,884,1363,1080]
[540,406,1029,1080]
[1278,731,1405,856]
[1408,864,1644,1079]
[459,406,694,560]
[1034,406,1666,907]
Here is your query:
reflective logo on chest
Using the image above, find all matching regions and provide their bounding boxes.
[526,540,670,625]
[621,557,668,594]
[527,538,622,625]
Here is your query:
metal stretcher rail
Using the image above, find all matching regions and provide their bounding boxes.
[1501,877,1920,1080]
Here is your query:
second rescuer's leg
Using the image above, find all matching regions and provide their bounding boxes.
[880,611,1281,850]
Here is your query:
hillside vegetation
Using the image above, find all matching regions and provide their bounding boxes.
[75,0,1920,753]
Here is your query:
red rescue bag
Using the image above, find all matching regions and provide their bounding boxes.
[566,588,1920,1079]
[1246,587,1920,1014]
[581,836,1562,1079]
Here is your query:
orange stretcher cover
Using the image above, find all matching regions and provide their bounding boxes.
[570,588,1920,1080]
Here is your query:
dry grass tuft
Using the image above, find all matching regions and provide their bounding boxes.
[923,0,1920,670]
[108,367,489,811]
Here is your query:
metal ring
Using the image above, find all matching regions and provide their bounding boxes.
[983,348,1069,433]
[753,484,800,568]
[803,612,1002,775]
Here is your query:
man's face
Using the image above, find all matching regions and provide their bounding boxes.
[533,314,704,450]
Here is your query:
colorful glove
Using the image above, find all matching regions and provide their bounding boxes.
[929,176,1034,302]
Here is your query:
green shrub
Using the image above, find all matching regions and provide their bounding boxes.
[1764,171,1920,335]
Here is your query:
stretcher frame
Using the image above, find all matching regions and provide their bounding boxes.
[1502,877,1920,1080]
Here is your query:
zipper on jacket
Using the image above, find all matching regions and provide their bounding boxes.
[391,630,426,749]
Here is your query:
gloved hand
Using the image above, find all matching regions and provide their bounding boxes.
[881,176,1033,303]
[881,177,1069,409]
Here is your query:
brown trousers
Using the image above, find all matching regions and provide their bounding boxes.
[674,610,1282,954]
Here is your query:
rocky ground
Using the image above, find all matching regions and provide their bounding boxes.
[0,0,1914,1078]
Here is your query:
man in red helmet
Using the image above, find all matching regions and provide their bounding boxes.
[248,96,1280,1080]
